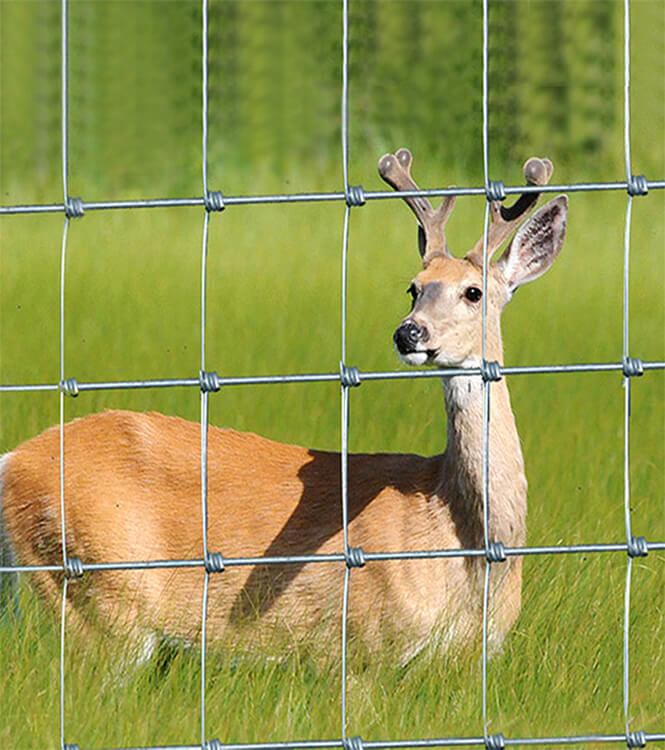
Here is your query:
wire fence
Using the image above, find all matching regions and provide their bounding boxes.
[0,1,664,750]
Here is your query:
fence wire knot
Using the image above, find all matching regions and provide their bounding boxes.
[486,541,507,563]
[64,557,84,579]
[481,360,502,382]
[486,180,506,202]
[343,735,365,750]
[59,377,79,397]
[345,546,366,569]
[622,357,644,378]
[204,739,222,750]
[200,370,221,392]
[485,733,506,750]
[627,175,648,197]
[340,363,361,388]
[627,731,647,748]
[345,184,366,207]
[627,535,648,558]
[205,551,225,573]
[64,196,84,219]
[205,190,225,212]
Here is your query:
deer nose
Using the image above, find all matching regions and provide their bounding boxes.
[393,320,428,354]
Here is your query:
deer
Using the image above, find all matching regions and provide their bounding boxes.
[0,149,567,664]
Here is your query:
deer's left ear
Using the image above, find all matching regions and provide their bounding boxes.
[497,195,568,292]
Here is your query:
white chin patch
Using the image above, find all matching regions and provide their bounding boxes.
[399,351,429,367]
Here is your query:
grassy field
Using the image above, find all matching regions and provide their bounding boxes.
[1,1,664,743]
[1,167,664,748]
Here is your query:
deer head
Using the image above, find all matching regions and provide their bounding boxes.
[380,149,567,368]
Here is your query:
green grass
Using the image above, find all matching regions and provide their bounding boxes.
[1,174,663,749]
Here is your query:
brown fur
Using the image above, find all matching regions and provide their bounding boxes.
[1,152,567,660]
[3,410,499,653]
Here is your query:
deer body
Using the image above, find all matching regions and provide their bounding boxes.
[0,150,567,658]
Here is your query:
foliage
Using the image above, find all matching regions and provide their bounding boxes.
[3,0,663,202]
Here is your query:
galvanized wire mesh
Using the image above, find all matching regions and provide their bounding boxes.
[0,1,664,749]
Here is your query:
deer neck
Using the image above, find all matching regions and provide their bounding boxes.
[438,352,527,550]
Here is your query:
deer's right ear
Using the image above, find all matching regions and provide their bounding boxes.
[497,195,568,293]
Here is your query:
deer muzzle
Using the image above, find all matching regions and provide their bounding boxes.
[393,319,429,355]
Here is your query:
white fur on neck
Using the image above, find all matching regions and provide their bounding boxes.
[441,359,484,411]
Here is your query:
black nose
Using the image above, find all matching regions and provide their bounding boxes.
[393,320,426,354]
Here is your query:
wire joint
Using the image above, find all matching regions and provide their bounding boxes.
[626,175,648,197]
[340,363,361,388]
[205,190,225,212]
[345,546,366,569]
[60,377,80,397]
[486,180,506,202]
[205,551,225,573]
[486,541,507,564]
[627,536,648,558]
[485,733,506,750]
[622,357,644,378]
[200,370,221,392]
[64,557,84,579]
[343,736,365,750]
[64,197,84,219]
[345,185,365,207]
[481,360,502,382]
[627,731,647,748]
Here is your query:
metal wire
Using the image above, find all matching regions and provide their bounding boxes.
[1,0,663,748]
[60,5,73,749]
[340,0,355,735]
[481,0,494,738]
[46,732,665,750]
[61,0,69,205]
[5,179,665,217]
[4,359,663,396]
[621,1,640,741]
[2,538,664,579]
[200,3,220,746]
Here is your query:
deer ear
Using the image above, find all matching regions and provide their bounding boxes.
[497,195,568,292]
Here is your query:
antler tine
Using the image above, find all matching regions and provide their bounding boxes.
[466,157,554,266]
[378,148,456,262]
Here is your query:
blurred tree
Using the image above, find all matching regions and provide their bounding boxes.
[489,0,521,167]
[566,0,617,166]
[0,0,636,197]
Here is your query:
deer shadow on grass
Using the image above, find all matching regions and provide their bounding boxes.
[228,448,440,622]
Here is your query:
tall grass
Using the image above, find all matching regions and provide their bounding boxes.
[1,0,664,743]
[1,173,663,748]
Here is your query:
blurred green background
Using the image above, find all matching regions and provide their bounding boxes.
[0,1,664,749]
[1,0,663,201]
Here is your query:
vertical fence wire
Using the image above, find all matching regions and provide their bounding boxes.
[621,0,635,740]
[340,0,352,736]
[59,2,71,748]
[200,218,212,749]
[59,217,71,750]
[480,0,494,740]
[200,1,215,746]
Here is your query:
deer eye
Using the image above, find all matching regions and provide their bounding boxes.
[465,286,482,303]
[407,283,418,308]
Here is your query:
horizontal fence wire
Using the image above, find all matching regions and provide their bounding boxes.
[2,540,665,576]
[2,179,665,216]
[42,733,665,750]
[1,360,664,394]
[0,0,664,749]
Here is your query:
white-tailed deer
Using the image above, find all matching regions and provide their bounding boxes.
[0,150,567,660]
